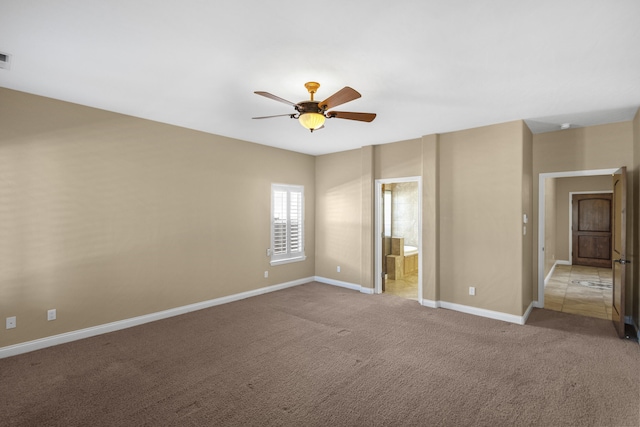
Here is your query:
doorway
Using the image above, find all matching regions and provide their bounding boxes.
[374,177,422,302]
[538,168,624,324]
[542,189,614,320]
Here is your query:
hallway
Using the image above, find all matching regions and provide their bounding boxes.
[544,264,612,320]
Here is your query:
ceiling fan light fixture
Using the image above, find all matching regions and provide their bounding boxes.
[254,82,375,132]
[298,112,325,132]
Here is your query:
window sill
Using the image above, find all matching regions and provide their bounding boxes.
[270,255,306,266]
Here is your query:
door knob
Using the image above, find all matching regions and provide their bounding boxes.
[614,259,630,264]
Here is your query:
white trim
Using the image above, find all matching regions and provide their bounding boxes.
[420,299,533,325]
[421,299,440,309]
[544,262,557,286]
[537,168,617,308]
[339,275,533,323]
[374,177,422,300]
[522,301,535,324]
[270,255,306,266]
[0,277,313,359]
[544,260,571,286]
[439,301,532,325]
[313,276,374,294]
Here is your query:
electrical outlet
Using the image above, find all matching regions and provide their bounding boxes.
[264,271,268,278]
[337,266,341,273]
[48,309,57,321]
[469,287,476,296]
[6,316,16,329]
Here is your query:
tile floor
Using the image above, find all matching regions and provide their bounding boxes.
[544,264,613,320]
[385,272,419,301]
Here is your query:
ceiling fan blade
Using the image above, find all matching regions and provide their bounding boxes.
[327,111,376,122]
[252,114,295,119]
[319,87,361,110]
[254,91,297,106]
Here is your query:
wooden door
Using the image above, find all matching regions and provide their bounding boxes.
[611,167,627,338]
[572,193,612,268]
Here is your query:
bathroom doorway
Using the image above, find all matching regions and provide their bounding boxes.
[375,177,422,302]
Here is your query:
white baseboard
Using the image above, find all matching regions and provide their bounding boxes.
[544,260,571,286]
[522,301,535,323]
[313,276,373,294]
[329,285,531,325]
[438,301,531,325]
[421,299,440,309]
[0,277,314,359]
[421,298,531,325]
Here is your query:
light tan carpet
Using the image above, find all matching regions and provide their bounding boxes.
[1,282,639,426]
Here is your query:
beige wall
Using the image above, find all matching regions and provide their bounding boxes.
[315,149,362,285]
[422,135,439,302]
[0,89,315,347]
[532,122,635,314]
[315,122,533,317]
[554,175,612,261]
[3,87,638,350]
[533,123,634,174]
[439,121,526,315]
[374,139,422,179]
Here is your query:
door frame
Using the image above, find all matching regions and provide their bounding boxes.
[568,190,613,266]
[374,177,422,302]
[537,168,617,308]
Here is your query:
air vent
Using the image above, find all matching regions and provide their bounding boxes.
[0,52,12,70]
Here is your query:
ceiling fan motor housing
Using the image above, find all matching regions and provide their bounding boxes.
[296,101,324,116]
[253,82,375,130]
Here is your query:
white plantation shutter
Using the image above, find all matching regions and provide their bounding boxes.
[273,190,288,255]
[289,191,302,252]
[271,184,305,264]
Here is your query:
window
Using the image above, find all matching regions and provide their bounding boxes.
[271,184,305,265]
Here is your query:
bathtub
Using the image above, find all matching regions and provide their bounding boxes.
[404,245,418,256]
[404,246,418,274]
[387,238,419,279]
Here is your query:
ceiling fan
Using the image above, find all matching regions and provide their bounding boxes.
[253,82,376,132]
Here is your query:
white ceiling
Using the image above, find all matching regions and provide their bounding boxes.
[1,1,639,156]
